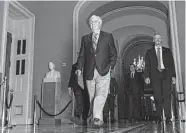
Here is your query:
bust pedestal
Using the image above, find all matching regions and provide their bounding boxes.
[38,77,62,125]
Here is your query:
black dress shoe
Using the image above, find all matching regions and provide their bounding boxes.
[93,118,103,127]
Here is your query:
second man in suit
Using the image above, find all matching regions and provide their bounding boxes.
[144,33,176,124]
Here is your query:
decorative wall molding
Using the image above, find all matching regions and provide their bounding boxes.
[1,0,35,125]
[73,0,86,63]
[101,6,167,20]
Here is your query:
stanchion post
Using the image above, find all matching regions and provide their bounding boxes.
[7,89,14,128]
[72,92,75,117]
[1,77,7,128]
[72,92,75,126]
[34,95,37,125]
[171,88,175,122]
[33,95,37,133]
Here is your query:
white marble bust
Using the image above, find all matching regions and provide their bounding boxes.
[45,62,61,81]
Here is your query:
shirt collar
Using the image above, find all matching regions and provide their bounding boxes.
[93,30,100,36]
[155,45,162,49]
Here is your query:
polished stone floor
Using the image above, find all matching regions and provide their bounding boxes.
[0,121,185,133]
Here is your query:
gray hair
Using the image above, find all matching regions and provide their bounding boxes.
[153,32,163,39]
[89,15,102,25]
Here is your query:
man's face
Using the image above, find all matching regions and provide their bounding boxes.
[89,17,101,33]
[130,65,135,72]
[49,62,55,70]
[153,35,163,46]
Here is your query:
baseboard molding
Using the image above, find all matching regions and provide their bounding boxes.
[61,118,73,124]
[38,117,73,125]
[38,117,61,125]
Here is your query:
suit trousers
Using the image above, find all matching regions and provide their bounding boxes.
[73,87,84,119]
[128,94,141,120]
[152,71,172,119]
[103,94,115,120]
[86,68,110,121]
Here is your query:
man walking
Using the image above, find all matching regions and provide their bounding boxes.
[144,33,176,124]
[76,15,117,126]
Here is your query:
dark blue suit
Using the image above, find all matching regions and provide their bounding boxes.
[77,31,117,80]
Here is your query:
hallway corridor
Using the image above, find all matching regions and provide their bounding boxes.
[1,121,185,133]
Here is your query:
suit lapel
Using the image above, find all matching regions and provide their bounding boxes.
[95,31,103,53]
[152,47,158,65]
[162,47,166,62]
[88,31,104,54]
[88,32,94,53]
[162,47,166,67]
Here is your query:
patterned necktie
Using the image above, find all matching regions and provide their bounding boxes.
[157,47,161,71]
[92,33,98,51]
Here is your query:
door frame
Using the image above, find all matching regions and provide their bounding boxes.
[73,1,185,121]
[1,0,35,124]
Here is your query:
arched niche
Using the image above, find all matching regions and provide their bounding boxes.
[73,1,169,63]
[73,0,185,121]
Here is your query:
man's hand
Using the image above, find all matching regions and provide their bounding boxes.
[75,70,81,76]
[145,77,150,84]
[68,87,72,96]
[172,77,176,84]
[113,93,116,98]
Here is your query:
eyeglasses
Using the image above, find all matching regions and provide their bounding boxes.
[90,20,100,24]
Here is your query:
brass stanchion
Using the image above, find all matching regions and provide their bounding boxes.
[1,77,7,129]
[171,89,175,122]
[72,92,75,127]
[6,89,14,129]
[72,92,75,117]
[33,95,37,133]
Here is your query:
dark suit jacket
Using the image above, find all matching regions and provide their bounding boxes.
[144,46,176,83]
[125,72,144,95]
[77,31,117,80]
[68,63,82,94]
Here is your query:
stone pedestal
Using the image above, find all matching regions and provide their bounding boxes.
[39,77,62,125]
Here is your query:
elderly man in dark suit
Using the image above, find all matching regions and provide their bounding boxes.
[76,15,117,126]
[126,64,144,123]
[144,33,176,124]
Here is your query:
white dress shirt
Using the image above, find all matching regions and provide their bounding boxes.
[155,46,165,69]
[131,72,135,79]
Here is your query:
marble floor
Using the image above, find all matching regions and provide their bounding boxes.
[0,121,185,133]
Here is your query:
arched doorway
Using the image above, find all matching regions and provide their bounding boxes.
[73,1,185,121]
[118,35,154,120]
